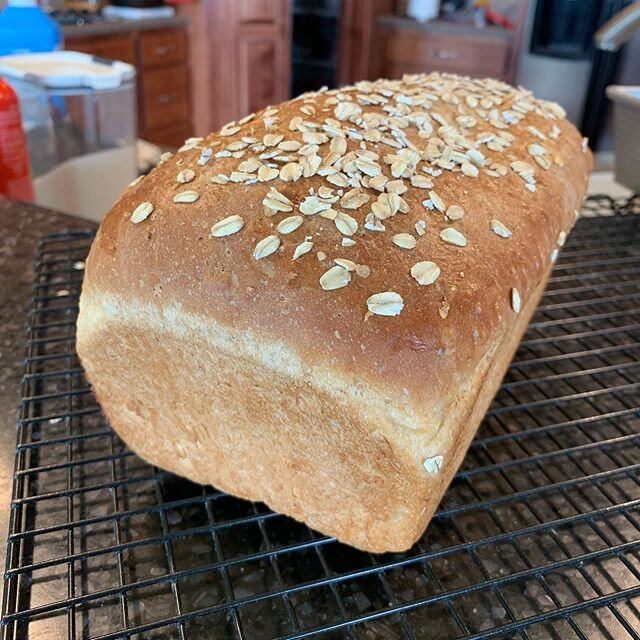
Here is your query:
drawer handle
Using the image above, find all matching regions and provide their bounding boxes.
[154,45,170,56]
[157,94,174,104]
[432,48,459,60]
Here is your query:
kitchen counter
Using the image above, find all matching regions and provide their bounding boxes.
[61,15,188,39]
[377,14,514,42]
[0,199,96,573]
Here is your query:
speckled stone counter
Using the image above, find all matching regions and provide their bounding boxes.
[0,198,96,569]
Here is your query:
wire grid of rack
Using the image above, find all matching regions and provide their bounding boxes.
[2,196,640,640]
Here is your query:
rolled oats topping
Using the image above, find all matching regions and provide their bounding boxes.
[410,174,433,189]
[280,162,303,182]
[211,215,244,237]
[253,234,281,260]
[428,190,446,213]
[440,227,467,247]
[292,240,314,260]
[368,175,389,192]
[340,188,370,209]
[392,233,417,249]
[258,166,279,182]
[411,261,440,285]
[445,205,464,221]
[511,287,521,313]
[300,195,332,215]
[164,72,577,318]
[276,215,304,235]
[263,133,284,147]
[320,265,352,290]
[423,455,444,474]
[173,190,200,204]
[367,291,404,317]
[177,169,196,184]
[330,136,347,155]
[263,188,293,212]
[490,219,512,238]
[334,211,358,236]
[334,258,357,271]
[131,201,153,223]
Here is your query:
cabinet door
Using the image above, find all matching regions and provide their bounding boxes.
[237,28,289,116]
[207,0,291,130]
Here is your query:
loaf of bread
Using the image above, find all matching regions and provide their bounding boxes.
[77,73,591,552]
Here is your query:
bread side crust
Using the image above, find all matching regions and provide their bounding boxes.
[77,262,549,552]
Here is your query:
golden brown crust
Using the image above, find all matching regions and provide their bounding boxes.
[77,73,592,552]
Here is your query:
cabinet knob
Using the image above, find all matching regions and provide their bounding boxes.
[157,94,173,104]
[154,45,170,56]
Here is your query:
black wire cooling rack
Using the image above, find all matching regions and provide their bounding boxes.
[2,196,640,640]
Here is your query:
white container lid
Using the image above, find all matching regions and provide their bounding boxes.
[0,51,135,90]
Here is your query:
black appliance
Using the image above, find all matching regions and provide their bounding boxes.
[582,0,640,147]
[528,0,633,148]
[291,0,341,97]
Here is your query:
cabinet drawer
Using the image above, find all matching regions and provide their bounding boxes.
[141,66,190,131]
[140,29,186,69]
[64,33,136,66]
[385,29,508,79]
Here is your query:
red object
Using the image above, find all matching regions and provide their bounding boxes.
[486,9,514,30]
[0,78,33,202]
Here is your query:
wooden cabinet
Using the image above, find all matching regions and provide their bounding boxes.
[139,29,187,68]
[338,0,395,85]
[237,33,285,115]
[141,67,190,132]
[205,0,291,131]
[65,32,137,66]
[382,28,511,80]
[65,24,192,148]
[380,24,512,80]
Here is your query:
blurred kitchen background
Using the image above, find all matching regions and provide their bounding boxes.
[0,0,638,220]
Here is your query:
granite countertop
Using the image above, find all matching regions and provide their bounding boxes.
[61,15,188,39]
[377,15,514,42]
[0,198,96,571]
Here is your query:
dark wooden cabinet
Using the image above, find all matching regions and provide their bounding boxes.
[65,24,193,148]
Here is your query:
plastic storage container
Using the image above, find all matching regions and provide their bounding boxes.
[0,0,62,56]
[0,52,137,219]
[606,85,640,193]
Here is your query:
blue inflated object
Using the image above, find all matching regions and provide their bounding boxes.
[0,4,62,56]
